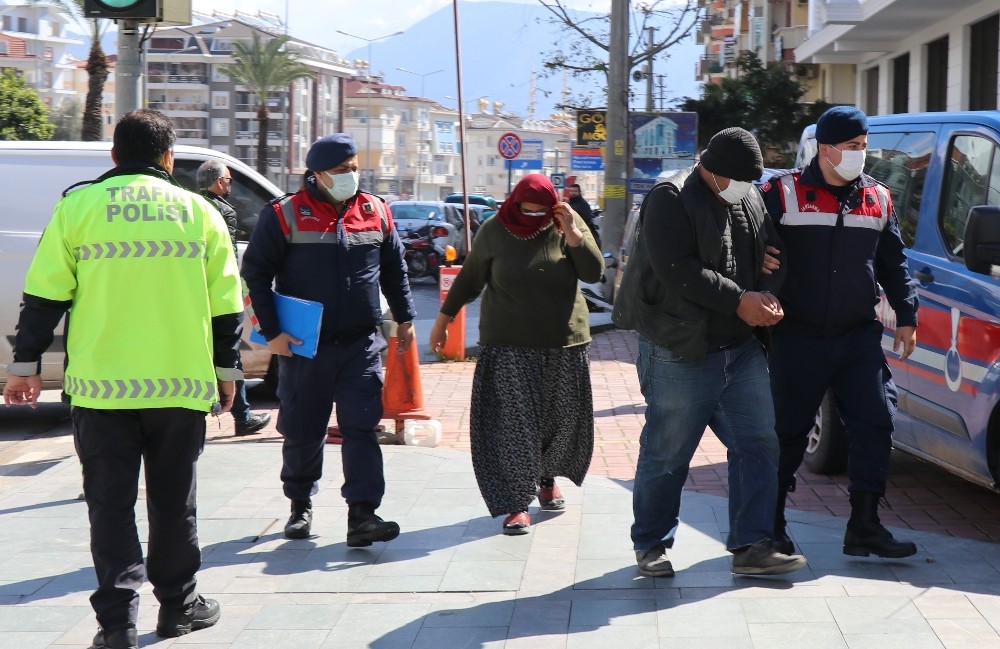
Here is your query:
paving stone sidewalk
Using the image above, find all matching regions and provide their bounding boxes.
[2,442,1000,648]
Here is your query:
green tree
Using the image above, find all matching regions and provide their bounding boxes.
[538,0,701,111]
[678,52,830,166]
[51,99,84,140]
[220,33,312,174]
[0,70,55,140]
[32,0,111,141]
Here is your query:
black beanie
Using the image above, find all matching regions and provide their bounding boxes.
[700,127,764,182]
[815,106,868,144]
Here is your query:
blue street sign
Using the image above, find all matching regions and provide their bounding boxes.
[628,178,656,194]
[505,159,543,170]
[571,148,604,171]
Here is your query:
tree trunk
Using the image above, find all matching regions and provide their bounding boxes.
[256,104,269,174]
[82,42,109,142]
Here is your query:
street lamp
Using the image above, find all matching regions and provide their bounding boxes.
[395,66,443,99]
[337,29,404,193]
[444,95,489,113]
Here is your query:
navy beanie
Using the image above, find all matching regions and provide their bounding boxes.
[305,133,357,171]
[815,106,869,144]
[700,127,764,182]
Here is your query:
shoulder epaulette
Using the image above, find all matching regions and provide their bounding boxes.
[269,192,295,206]
[769,168,799,179]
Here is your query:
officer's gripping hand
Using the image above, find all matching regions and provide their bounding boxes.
[761,245,780,276]
[396,321,414,353]
[893,325,917,361]
[217,380,236,415]
[268,332,302,357]
[3,374,42,408]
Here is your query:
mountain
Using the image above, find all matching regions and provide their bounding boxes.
[357,1,702,118]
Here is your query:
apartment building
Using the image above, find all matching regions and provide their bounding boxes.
[698,0,999,115]
[145,14,353,188]
[0,0,81,109]
[796,0,998,114]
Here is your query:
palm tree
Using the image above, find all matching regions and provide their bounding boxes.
[34,0,110,141]
[220,32,311,174]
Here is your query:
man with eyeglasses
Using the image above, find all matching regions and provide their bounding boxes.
[197,160,271,437]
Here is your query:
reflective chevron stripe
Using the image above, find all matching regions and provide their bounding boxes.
[75,240,206,261]
[66,376,216,401]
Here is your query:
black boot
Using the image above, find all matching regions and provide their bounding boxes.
[843,491,917,558]
[774,489,794,556]
[284,499,313,539]
[347,502,400,547]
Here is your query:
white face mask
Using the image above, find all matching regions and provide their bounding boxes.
[321,170,359,202]
[712,174,753,204]
[830,148,866,181]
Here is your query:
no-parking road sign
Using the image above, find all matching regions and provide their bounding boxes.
[498,132,522,160]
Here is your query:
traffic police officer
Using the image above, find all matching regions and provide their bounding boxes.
[3,109,241,649]
[760,106,919,559]
[242,133,415,545]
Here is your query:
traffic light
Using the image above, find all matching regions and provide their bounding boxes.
[83,0,159,20]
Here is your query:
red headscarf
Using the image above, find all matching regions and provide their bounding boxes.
[496,174,559,239]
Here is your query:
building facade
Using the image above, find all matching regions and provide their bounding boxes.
[0,0,82,110]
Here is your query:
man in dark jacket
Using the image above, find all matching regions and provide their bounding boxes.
[242,134,415,545]
[567,183,601,249]
[197,160,271,437]
[613,128,806,578]
[761,106,918,560]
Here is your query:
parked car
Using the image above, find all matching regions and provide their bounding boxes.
[444,193,498,219]
[389,200,480,260]
[802,111,1000,493]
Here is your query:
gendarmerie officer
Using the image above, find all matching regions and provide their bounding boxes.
[760,106,919,560]
[241,134,415,545]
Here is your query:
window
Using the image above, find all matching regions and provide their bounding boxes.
[892,54,910,113]
[170,162,275,240]
[212,91,230,110]
[864,67,879,115]
[969,13,999,111]
[0,43,7,55]
[865,131,935,247]
[925,36,948,112]
[2,16,11,30]
[211,118,229,136]
[212,65,230,82]
[941,135,998,256]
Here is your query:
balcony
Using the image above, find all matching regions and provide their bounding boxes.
[148,101,209,112]
[147,74,208,85]
[774,25,809,53]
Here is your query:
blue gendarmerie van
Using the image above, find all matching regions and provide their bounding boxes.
[803,110,1000,492]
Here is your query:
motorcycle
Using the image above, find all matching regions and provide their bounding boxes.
[400,225,444,280]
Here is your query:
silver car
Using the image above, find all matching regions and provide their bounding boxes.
[389,200,482,260]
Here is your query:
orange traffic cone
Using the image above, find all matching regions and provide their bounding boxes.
[382,321,433,424]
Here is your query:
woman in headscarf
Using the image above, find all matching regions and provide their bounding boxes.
[429,174,605,534]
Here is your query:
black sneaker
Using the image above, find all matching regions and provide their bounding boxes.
[347,503,400,547]
[90,625,137,649]
[155,595,221,637]
[284,499,313,539]
[234,412,271,436]
[635,543,675,577]
[732,538,807,576]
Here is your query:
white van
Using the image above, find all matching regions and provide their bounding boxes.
[0,141,284,392]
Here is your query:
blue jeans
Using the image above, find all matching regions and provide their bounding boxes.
[631,336,779,552]
[230,380,251,423]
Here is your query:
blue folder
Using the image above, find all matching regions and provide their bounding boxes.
[248,292,323,359]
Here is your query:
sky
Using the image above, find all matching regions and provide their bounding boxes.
[194,0,613,63]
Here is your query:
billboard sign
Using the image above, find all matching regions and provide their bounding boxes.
[576,110,606,146]
[628,111,698,192]
[571,147,604,171]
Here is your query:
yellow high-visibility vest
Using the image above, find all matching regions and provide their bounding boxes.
[23,172,242,411]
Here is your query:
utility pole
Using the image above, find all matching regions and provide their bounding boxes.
[602,0,630,296]
[646,26,656,113]
[116,20,143,118]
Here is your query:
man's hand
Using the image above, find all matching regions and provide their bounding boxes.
[893,325,917,361]
[3,374,42,408]
[761,245,780,276]
[216,380,236,414]
[736,291,784,327]
[267,332,302,357]
[396,321,414,353]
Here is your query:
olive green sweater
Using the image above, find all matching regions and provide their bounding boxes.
[441,214,604,348]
